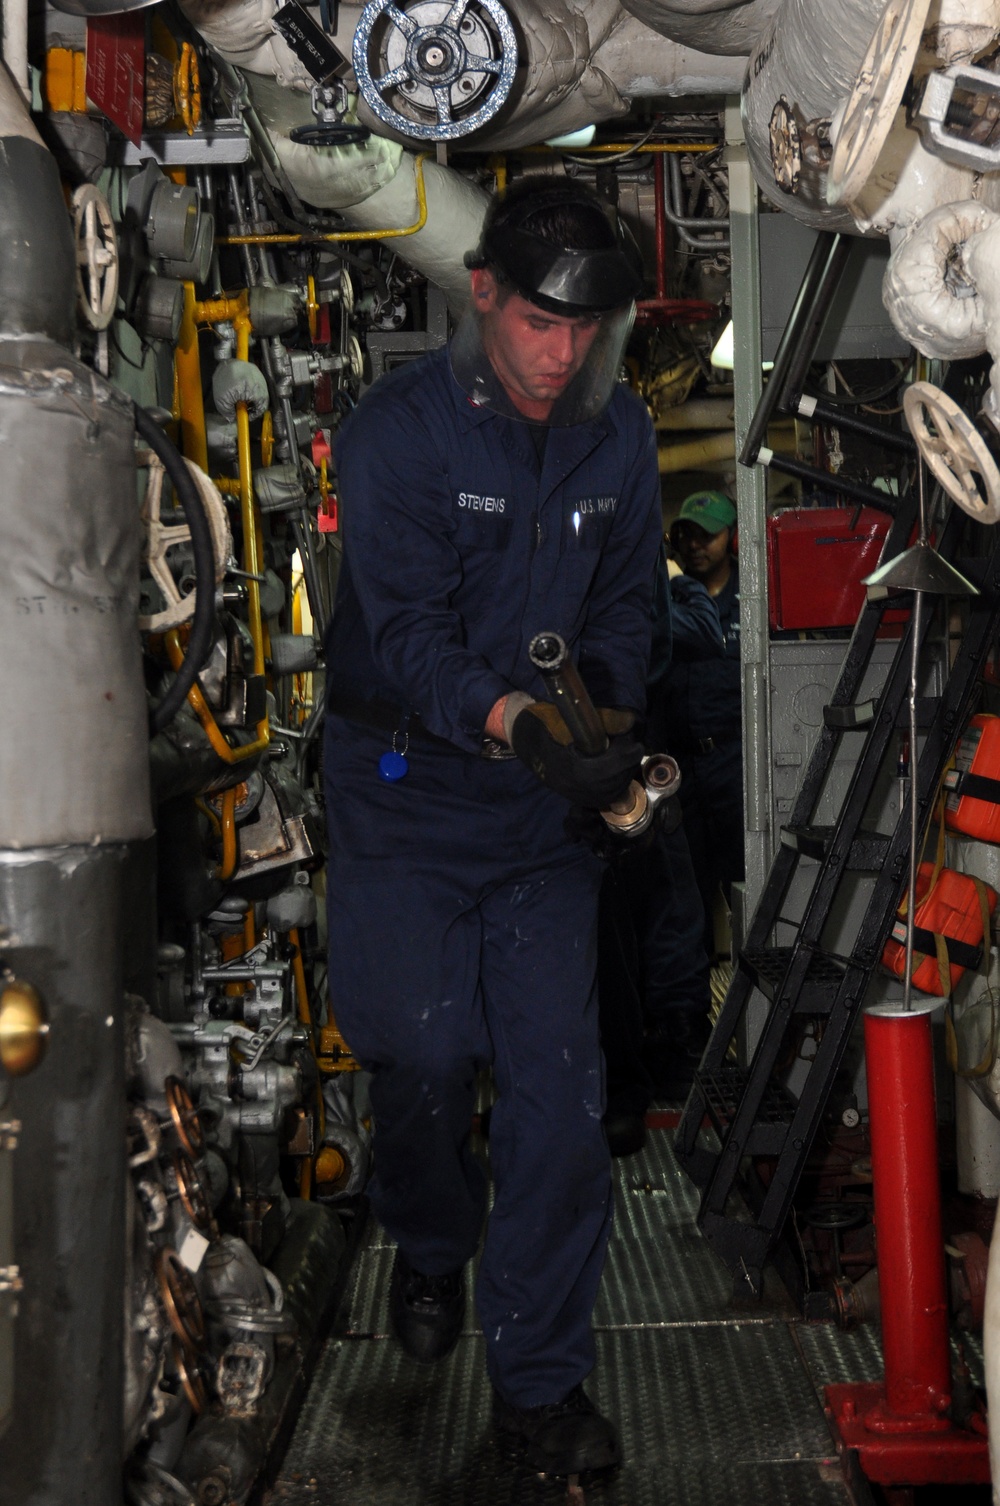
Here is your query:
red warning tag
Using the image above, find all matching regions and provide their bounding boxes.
[318,496,339,534]
[86,13,146,147]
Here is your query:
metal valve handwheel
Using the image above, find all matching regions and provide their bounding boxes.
[290,81,372,147]
[353,0,517,141]
[71,184,119,331]
[827,0,932,207]
[769,97,801,194]
[174,42,202,137]
[904,380,1000,524]
[155,1247,208,1353]
[138,450,231,633]
[172,1336,209,1414]
[164,1075,205,1159]
[172,1150,213,1234]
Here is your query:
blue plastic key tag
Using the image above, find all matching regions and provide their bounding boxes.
[378,749,409,782]
[378,725,410,782]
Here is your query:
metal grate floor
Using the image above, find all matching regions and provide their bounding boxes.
[268,1129,868,1505]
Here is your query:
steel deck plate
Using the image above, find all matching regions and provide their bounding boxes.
[269,1330,843,1506]
[268,1130,860,1505]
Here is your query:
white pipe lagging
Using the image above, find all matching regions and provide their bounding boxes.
[1,0,29,104]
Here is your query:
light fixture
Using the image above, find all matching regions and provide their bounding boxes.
[543,124,597,149]
[710,319,774,373]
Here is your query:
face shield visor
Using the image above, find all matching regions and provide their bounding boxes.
[451,217,641,427]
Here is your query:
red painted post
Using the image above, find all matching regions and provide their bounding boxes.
[654,153,667,302]
[864,1000,951,1426]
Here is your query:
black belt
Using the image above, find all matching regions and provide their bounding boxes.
[327,690,515,760]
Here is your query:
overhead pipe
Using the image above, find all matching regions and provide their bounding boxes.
[663,153,730,251]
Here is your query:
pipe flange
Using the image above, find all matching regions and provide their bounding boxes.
[353,0,517,141]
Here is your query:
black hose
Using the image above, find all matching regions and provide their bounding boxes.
[135,404,218,733]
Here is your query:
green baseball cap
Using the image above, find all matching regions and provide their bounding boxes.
[671,490,737,538]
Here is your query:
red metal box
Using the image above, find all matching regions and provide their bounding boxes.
[767,506,891,631]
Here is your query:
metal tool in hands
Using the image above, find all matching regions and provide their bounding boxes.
[528,630,680,838]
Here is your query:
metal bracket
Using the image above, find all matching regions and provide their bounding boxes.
[914,64,1000,171]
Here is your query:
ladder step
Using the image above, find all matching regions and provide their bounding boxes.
[823,700,875,729]
[824,696,938,733]
[696,1064,795,1156]
[780,824,891,870]
[739,946,846,1010]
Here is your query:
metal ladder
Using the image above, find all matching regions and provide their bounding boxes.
[674,238,1000,1305]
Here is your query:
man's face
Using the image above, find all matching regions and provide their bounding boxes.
[672,520,731,579]
[470,268,601,418]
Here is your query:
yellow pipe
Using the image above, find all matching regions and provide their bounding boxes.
[216,786,238,880]
[165,632,269,763]
[174,284,209,472]
[217,152,430,247]
[176,291,270,760]
[288,927,312,1031]
[526,142,718,154]
[232,311,266,685]
[298,1157,313,1199]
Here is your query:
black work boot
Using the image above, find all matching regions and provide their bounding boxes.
[389,1249,465,1364]
[492,1384,621,1474]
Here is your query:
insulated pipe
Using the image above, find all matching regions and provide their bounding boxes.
[864,1000,952,1426]
[0,62,75,342]
[956,1077,1000,1201]
[1,0,29,103]
[0,51,151,1506]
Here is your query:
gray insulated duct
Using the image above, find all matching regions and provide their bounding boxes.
[741,0,886,229]
[617,0,782,57]
[0,57,152,1506]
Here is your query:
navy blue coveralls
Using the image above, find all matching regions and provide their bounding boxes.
[322,345,661,1408]
[657,563,743,953]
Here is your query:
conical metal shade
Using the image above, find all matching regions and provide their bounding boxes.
[863,541,979,596]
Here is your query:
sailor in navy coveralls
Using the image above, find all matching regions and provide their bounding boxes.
[322,178,661,1475]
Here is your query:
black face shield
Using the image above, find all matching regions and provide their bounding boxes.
[464,185,643,317]
[472,224,643,317]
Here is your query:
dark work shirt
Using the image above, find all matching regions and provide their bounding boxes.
[655,562,741,750]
